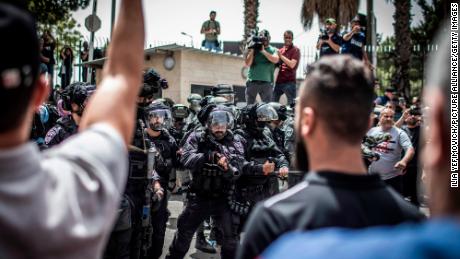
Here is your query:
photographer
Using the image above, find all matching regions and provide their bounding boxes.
[59,45,74,89]
[273,30,300,105]
[245,29,279,104]
[41,30,55,87]
[316,18,341,57]
[201,11,221,51]
[400,106,422,207]
[342,16,373,69]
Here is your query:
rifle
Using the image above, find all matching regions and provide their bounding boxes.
[138,119,154,257]
[207,135,241,178]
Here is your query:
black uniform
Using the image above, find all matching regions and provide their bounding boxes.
[236,171,425,259]
[235,127,289,211]
[44,116,78,147]
[401,124,421,206]
[106,107,157,259]
[166,129,245,259]
[146,129,178,259]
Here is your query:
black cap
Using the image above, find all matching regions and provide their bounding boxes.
[384,87,396,93]
[351,16,361,24]
[0,3,39,90]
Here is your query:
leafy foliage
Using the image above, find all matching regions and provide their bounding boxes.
[301,0,360,30]
[377,0,446,98]
[28,0,90,26]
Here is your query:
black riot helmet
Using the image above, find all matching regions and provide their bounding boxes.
[143,68,161,87]
[187,93,203,113]
[145,102,172,131]
[256,103,278,122]
[241,103,278,132]
[139,68,163,106]
[61,82,94,116]
[172,104,190,119]
[208,96,229,105]
[211,84,235,105]
[152,97,175,109]
[206,105,234,140]
[268,102,287,121]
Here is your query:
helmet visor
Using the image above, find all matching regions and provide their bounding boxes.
[207,110,234,131]
[256,104,279,122]
[147,109,172,130]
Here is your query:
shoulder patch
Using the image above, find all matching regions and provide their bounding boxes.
[44,126,60,144]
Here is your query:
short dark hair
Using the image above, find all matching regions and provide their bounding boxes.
[299,55,374,144]
[0,3,40,133]
[284,30,294,38]
[210,11,216,15]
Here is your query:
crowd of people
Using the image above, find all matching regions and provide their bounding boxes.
[0,1,458,259]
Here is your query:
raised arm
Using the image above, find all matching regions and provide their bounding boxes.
[79,0,145,146]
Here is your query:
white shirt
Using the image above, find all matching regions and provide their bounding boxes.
[367,126,413,180]
[0,123,127,259]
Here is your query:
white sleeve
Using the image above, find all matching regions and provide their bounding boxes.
[398,129,413,152]
[38,123,128,256]
[45,123,128,192]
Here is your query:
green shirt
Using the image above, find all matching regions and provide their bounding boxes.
[247,45,277,83]
[201,20,220,41]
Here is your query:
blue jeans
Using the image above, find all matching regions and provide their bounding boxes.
[273,82,296,105]
[204,40,221,52]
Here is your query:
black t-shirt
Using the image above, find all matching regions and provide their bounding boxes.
[236,171,425,259]
[402,125,420,167]
[319,33,342,57]
[42,42,56,65]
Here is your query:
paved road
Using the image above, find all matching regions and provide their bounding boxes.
[161,194,221,259]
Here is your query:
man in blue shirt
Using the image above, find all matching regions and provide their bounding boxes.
[262,26,458,259]
[342,16,374,70]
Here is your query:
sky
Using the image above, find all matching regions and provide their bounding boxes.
[72,0,424,50]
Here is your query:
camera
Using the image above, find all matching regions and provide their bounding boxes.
[398,97,406,107]
[409,105,422,116]
[247,35,266,50]
[320,29,329,40]
[361,133,391,161]
[247,29,267,51]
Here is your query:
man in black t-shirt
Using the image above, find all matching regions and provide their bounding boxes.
[236,55,424,259]
[41,30,55,86]
[401,106,422,206]
[316,18,342,57]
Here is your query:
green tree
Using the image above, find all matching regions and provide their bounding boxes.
[242,0,260,51]
[391,0,412,100]
[410,0,447,96]
[28,0,90,26]
[301,0,360,30]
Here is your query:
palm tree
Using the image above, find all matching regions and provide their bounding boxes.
[241,0,260,52]
[300,0,360,30]
[391,0,412,99]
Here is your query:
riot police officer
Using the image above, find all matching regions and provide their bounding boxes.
[175,98,218,254]
[170,104,189,145]
[185,93,202,132]
[44,82,94,147]
[233,103,289,223]
[111,68,162,259]
[144,102,178,259]
[166,104,245,259]
[211,84,235,105]
[267,102,290,161]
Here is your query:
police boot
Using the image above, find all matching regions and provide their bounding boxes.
[195,233,216,254]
